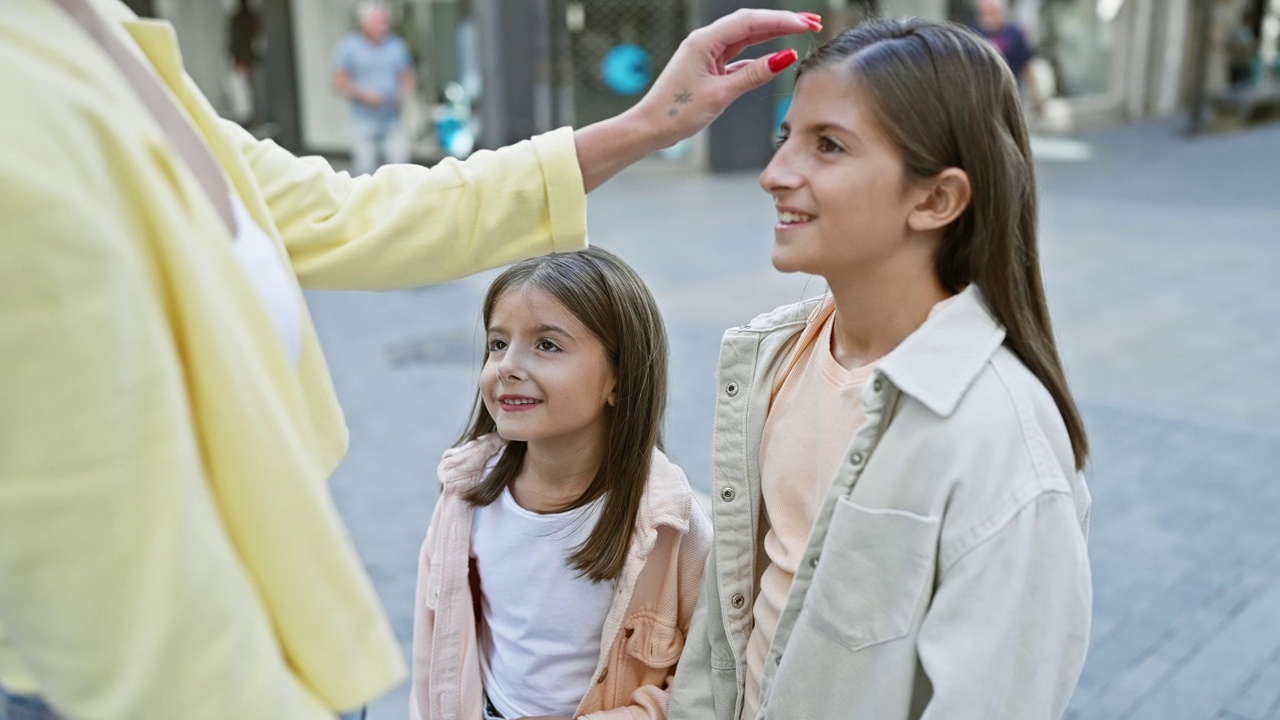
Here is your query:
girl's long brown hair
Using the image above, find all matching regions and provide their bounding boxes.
[459,247,669,582]
[797,18,1088,470]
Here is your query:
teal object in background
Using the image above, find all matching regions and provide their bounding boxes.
[603,44,653,96]
[775,96,791,135]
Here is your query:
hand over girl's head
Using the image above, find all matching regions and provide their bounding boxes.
[634,9,822,146]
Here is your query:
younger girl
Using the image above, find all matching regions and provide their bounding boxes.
[412,247,711,720]
[670,18,1092,720]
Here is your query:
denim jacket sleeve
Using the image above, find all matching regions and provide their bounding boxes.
[667,553,721,720]
[917,490,1091,719]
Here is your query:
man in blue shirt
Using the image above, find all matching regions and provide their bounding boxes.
[333,1,415,175]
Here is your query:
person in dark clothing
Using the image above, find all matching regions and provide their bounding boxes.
[228,0,263,125]
[973,0,1044,113]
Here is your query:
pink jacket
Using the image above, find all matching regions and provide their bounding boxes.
[411,434,712,720]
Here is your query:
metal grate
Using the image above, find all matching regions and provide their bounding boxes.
[549,0,689,126]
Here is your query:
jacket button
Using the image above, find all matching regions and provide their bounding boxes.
[850,452,864,466]
[872,379,883,392]
[597,667,608,684]
[731,593,746,609]
[725,381,739,397]
[809,555,819,568]
[721,487,736,502]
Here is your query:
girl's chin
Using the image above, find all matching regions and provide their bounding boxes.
[771,247,809,274]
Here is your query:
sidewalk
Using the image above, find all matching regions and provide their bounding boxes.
[308,119,1280,719]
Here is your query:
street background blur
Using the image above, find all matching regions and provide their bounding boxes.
[123,0,1280,718]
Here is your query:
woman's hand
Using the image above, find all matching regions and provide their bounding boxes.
[634,9,820,146]
[575,9,820,192]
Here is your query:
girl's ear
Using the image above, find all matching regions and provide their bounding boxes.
[907,167,971,233]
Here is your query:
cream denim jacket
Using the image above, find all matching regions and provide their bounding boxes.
[412,434,712,720]
[669,287,1092,720]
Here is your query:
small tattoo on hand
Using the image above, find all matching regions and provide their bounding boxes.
[674,91,693,105]
[668,108,679,118]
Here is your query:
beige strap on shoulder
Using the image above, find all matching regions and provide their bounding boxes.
[50,0,237,236]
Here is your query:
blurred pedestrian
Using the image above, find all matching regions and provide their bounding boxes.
[227,0,263,126]
[670,17,1091,720]
[333,1,415,175]
[1227,6,1260,86]
[0,0,817,717]
[972,0,1045,113]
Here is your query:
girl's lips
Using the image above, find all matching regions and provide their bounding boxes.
[775,217,815,230]
[776,207,816,229]
[498,396,541,412]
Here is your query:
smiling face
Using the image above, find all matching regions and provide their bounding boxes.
[760,65,924,285]
[479,287,617,451]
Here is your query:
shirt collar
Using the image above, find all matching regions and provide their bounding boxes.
[876,285,1006,417]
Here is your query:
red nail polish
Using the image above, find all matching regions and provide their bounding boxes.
[798,12,823,30]
[768,49,798,74]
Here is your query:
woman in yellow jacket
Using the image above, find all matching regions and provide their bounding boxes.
[0,2,819,718]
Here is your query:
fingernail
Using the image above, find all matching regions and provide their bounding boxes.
[768,48,799,74]
[798,12,823,30]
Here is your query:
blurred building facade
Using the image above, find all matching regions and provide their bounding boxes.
[133,0,1277,166]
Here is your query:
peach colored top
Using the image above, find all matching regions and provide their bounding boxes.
[745,299,875,717]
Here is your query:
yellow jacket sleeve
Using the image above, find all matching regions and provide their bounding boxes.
[222,120,588,291]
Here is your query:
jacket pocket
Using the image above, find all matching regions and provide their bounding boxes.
[623,613,685,668]
[805,496,940,652]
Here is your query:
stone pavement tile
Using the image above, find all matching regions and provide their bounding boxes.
[1220,647,1280,720]
[1070,550,1280,719]
[1121,562,1280,719]
[1067,402,1280,719]
[1035,119,1280,213]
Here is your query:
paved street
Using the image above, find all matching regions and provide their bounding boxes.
[306,118,1280,719]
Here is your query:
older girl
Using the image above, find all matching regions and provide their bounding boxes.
[671,18,1092,720]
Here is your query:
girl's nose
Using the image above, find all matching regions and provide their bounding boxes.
[495,346,526,380]
[759,144,800,196]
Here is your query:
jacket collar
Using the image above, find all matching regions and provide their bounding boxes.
[437,433,693,540]
[876,285,1006,417]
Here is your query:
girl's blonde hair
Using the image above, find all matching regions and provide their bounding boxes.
[798,18,1089,470]
[459,247,669,582]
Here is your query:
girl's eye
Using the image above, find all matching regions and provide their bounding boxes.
[537,339,561,352]
[774,134,789,149]
[817,135,841,153]
[486,338,507,352]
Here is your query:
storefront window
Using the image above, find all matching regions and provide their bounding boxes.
[1035,0,1123,99]
[948,0,1123,101]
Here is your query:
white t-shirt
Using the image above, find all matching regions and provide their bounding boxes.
[471,479,614,719]
[229,193,302,365]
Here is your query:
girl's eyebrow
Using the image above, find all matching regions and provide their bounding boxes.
[812,121,862,144]
[486,323,574,337]
[535,324,574,338]
[783,119,863,144]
